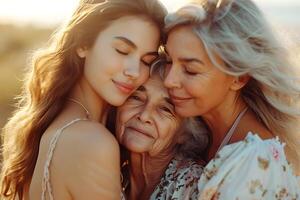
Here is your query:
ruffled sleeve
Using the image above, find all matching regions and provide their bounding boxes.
[198,132,300,200]
[150,158,203,200]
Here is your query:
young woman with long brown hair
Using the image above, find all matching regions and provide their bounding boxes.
[0,0,166,199]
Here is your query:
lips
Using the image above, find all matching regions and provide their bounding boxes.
[113,80,135,94]
[169,94,192,104]
[127,126,154,138]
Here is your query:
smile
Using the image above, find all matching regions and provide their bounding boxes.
[127,126,154,138]
[170,95,192,104]
[113,80,134,94]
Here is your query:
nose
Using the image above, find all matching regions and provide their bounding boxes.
[124,58,140,79]
[164,64,181,89]
[136,106,152,124]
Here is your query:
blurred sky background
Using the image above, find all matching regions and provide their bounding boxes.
[0,0,300,27]
[0,0,299,128]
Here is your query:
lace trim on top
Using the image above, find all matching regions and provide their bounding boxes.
[41,118,88,200]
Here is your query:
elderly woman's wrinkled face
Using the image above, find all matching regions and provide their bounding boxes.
[116,74,182,156]
[164,26,236,117]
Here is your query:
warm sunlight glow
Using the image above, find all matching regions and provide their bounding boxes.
[0,0,299,26]
[0,0,78,26]
[160,0,188,12]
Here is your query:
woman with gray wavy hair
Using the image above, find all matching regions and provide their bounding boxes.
[163,0,300,199]
[111,59,208,199]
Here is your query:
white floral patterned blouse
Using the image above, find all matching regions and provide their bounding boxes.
[198,132,300,200]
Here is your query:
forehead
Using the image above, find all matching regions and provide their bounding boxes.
[99,16,160,49]
[166,26,206,57]
[142,75,168,98]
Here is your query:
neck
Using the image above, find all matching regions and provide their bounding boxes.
[129,151,175,200]
[69,77,110,123]
[202,92,247,159]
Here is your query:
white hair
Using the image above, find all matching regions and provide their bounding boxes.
[165,0,300,167]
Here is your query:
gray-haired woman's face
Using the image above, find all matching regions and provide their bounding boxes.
[164,26,238,118]
[116,75,182,156]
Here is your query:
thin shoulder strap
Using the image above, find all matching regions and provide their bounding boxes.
[41,118,88,200]
[216,108,248,154]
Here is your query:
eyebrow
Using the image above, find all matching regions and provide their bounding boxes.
[179,57,204,65]
[164,47,204,65]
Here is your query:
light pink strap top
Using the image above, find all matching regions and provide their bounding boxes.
[41,118,88,200]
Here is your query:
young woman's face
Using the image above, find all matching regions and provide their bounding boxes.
[164,26,235,117]
[116,75,182,156]
[79,16,160,106]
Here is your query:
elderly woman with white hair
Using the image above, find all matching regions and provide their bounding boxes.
[162,0,300,199]
[107,60,208,200]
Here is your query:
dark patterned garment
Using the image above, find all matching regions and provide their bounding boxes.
[150,158,204,200]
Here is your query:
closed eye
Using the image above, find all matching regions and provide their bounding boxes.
[141,60,151,67]
[142,55,158,67]
[159,106,174,115]
[115,49,129,55]
[128,95,142,101]
[183,65,198,76]
[184,69,198,75]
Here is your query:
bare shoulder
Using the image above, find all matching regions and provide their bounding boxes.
[52,120,120,169]
[232,111,274,143]
[61,120,120,160]
[54,120,121,199]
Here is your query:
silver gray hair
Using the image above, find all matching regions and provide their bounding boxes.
[165,0,300,164]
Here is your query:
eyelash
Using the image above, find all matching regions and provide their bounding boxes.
[183,65,198,76]
[141,60,151,67]
[115,49,129,55]
[129,95,142,101]
[115,49,152,67]
[159,106,174,115]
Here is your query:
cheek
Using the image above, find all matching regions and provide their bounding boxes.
[154,120,179,147]
[183,78,204,98]
[158,120,175,140]
[84,54,111,80]
[137,67,150,85]
[92,46,123,76]
[116,108,134,139]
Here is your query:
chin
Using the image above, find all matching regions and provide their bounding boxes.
[122,138,152,153]
[124,143,149,154]
[106,95,128,106]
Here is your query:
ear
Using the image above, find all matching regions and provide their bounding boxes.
[230,75,250,91]
[76,47,88,58]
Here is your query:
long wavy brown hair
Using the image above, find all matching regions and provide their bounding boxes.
[0,0,166,199]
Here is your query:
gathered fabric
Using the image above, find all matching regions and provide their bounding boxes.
[198,132,300,200]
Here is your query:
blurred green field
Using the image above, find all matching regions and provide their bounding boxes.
[0,24,54,129]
